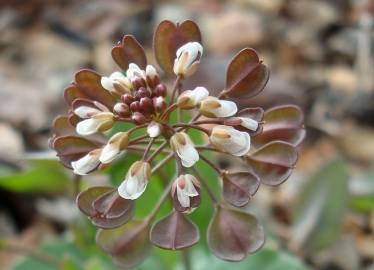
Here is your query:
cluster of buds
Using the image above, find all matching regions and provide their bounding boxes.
[50,20,305,268]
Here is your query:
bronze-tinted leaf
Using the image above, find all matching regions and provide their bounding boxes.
[207,205,264,261]
[112,35,147,70]
[222,172,260,207]
[96,220,151,268]
[153,20,201,77]
[64,69,116,109]
[150,211,199,250]
[52,116,76,137]
[245,141,298,186]
[77,187,135,229]
[53,136,99,168]
[253,105,305,147]
[222,48,269,99]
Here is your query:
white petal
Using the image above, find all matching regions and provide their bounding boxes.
[210,126,251,156]
[239,117,259,131]
[74,106,101,118]
[147,124,161,138]
[177,184,191,208]
[118,175,147,200]
[76,118,101,135]
[109,71,126,80]
[101,76,114,91]
[178,143,199,167]
[146,65,158,77]
[99,143,121,164]
[216,100,237,117]
[183,175,199,196]
[71,153,100,175]
[192,87,209,103]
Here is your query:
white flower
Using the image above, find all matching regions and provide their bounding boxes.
[170,132,199,167]
[199,96,237,118]
[172,174,200,208]
[101,71,132,94]
[177,86,209,109]
[71,149,101,175]
[145,65,158,78]
[126,63,146,81]
[237,117,259,131]
[118,161,151,200]
[173,42,203,76]
[76,112,114,136]
[74,106,102,119]
[210,125,251,156]
[99,132,129,164]
[147,122,162,138]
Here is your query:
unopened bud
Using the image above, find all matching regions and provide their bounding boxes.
[146,65,160,89]
[130,101,140,112]
[132,112,147,125]
[153,96,167,113]
[154,83,167,97]
[114,103,131,117]
[136,87,151,99]
[121,94,134,105]
[139,97,154,113]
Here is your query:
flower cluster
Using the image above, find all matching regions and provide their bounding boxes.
[50,20,305,268]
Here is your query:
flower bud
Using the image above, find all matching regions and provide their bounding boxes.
[74,105,101,119]
[135,87,151,99]
[139,97,154,113]
[71,149,101,175]
[99,132,129,164]
[199,96,237,118]
[129,101,140,112]
[153,96,167,113]
[171,174,201,213]
[118,161,151,200]
[210,125,251,156]
[225,117,259,132]
[76,112,114,135]
[173,42,203,77]
[147,121,162,138]
[170,132,199,167]
[131,112,147,125]
[113,103,131,117]
[146,65,160,89]
[101,71,132,95]
[121,94,134,105]
[154,83,167,97]
[177,86,209,109]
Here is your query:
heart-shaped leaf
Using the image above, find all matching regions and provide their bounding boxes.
[77,187,134,229]
[245,141,298,186]
[153,20,201,77]
[96,220,151,268]
[53,136,99,168]
[64,69,116,109]
[52,116,76,138]
[253,105,305,147]
[222,172,260,207]
[222,48,269,99]
[112,35,147,70]
[150,211,199,250]
[207,205,264,261]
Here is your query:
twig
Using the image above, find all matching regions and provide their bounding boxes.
[182,250,192,270]
[199,154,221,174]
[169,75,182,106]
[147,141,168,163]
[151,152,174,174]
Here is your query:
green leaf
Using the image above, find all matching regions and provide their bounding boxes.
[0,160,70,193]
[291,159,349,251]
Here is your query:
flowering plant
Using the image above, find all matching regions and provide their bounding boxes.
[50,20,304,268]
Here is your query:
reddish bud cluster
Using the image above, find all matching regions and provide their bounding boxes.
[114,83,167,124]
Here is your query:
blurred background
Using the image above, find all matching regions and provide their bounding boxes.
[0,0,373,269]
